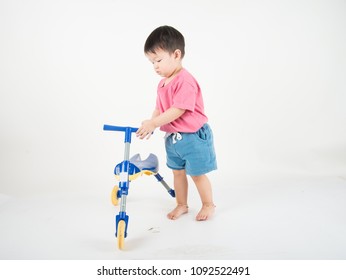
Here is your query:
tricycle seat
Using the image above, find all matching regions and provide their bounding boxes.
[114,153,159,181]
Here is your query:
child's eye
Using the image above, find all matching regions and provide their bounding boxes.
[151,59,162,65]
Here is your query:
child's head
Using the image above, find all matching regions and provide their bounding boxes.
[144,25,185,58]
[144,26,185,78]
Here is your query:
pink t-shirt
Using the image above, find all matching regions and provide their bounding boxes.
[156,68,208,133]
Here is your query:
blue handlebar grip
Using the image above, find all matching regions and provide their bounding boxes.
[103,125,138,133]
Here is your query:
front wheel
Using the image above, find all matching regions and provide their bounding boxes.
[117,220,126,249]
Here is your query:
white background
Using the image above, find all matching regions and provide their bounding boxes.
[1,0,346,265]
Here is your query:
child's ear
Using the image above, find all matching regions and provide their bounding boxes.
[174,49,182,59]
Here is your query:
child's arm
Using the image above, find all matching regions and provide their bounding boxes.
[137,107,185,139]
[151,108,160,119]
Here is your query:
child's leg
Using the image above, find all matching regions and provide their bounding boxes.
[167,169,189,220]
[191,174,215,221]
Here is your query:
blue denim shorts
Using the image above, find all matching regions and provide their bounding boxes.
[165,123,217,176]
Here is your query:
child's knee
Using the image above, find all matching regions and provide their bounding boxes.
[191,174,206,183]
[173,169,186,177]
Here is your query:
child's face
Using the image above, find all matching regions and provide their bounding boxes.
[146,48,181,78]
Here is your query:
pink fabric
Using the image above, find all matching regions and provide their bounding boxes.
[156,68,208,133]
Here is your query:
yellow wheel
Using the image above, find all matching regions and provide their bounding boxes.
[111,185,119,206]
[117,220,126,249]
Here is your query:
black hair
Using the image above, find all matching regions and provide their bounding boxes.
[144,25,185,58]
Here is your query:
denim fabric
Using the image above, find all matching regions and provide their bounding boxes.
[165,123,217,176]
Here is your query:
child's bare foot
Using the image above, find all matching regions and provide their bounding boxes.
[196,203,215,221]
[167,204,188,220]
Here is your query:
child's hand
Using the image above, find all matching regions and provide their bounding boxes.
[136,120,156,139]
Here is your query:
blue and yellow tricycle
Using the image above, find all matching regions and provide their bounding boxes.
[103,125,175,249]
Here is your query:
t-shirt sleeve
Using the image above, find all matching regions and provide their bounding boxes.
[172,80,197,112]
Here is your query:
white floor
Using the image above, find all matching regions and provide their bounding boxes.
[0,175,346,260]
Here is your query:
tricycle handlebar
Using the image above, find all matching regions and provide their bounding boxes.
[103,125,139,143]
[103,125,138,133]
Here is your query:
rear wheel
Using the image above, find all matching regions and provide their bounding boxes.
[111,185,119,206]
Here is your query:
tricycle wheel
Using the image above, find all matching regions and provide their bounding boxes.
[111,185,119,206]
[117,220,126,249]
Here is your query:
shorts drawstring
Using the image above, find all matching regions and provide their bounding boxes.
[165,132,183,144]
[172,132,183,144]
